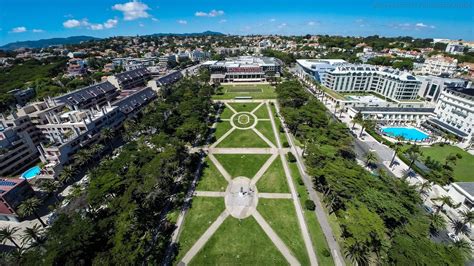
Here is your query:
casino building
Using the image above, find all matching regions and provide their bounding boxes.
[203,56,282,83]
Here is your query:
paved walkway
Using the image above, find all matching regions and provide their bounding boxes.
[194,191,226,197]
[209,147,277,154]
[259,193,293,199]
[208,153,232,182]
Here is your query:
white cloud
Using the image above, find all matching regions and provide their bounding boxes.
[177,20,188,25]
[391,22,435,30]
[104,19,118,29]
[139,23,145,27]
[415,22,435,29]
[195,9,224,17]
[112,1,150,21]
[11,26,27,33]
[219,19,227,23]
[277,23,287,29]
[63,18,118,30]
[307,21,316,26]
[269,18,276,22]
[32,29,44,33]
[151,17,159,22]
[63,19,81,28]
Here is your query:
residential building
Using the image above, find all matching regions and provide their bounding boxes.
[445,43,465,55]
[426,87,474,146]
[417,76,467,103]
[296,59,347,83]
[421,55,458,77]
[158,54,177,69]
[8,87,35,106]
[205,56,282,83]
[55,81,119,110]
[112,87,157,117]
[347,106,435,124]
[67,58,87,76]
[0,178,35,222]
[107,67,151,90]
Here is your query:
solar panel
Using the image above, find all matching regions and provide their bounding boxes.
[0,180,17,186]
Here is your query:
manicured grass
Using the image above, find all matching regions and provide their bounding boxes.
[420,144,474,182]
[258,199,310,265]
[213,121,232,141]
[191,216,287,265]
[288,161,335,266]
[233,113,256,128]
[252,103,270,119]
[213,84,277,100]
[196,158,228,192]
[175,197,226,263]
[166,209,180,224]
[216,128,270,148]
[214,154,272,178]
[255,121,277,146]
[227,102,261,113]
[257,157,289,193]
[220,106,235,119]
[270,104,288,145]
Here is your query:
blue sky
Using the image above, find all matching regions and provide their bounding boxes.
[1,0,473,45]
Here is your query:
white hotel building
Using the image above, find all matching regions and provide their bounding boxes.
[322,65,421,101]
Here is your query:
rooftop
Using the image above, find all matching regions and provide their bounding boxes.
[0,178,24,195]
[354,106,435,113]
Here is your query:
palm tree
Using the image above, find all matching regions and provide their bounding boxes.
[401,169,411,180]
[39,180,60,202]
[417,181,432,202]
[344,241,369,266]
[458,210,474,229]
[352,112,363,130]
[66,183,83,200]
[74,149,93,166]
[17,197,46,228]
[406,151,420,172]
[450,239,472,259]
[21,224,44,246]
[428,213,447,236]
[0,226,21,249]
[389,141,403,167]
[101,127,115,150]
[364,151,377,167]
[334,102,340,114]
[359,120,374,138]
[432,195,454,214]
[59,165,76,185]
[451,219,471,236]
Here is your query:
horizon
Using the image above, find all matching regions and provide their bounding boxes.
[1,0,473,46]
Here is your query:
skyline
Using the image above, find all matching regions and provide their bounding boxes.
[0,0,473,45]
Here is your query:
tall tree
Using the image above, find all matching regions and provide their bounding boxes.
[21,224,44,246]
[17,197,46,227]
[0,226,21,249]
[432,195,455,214]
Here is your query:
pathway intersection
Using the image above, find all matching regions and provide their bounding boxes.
[175,100,318,265]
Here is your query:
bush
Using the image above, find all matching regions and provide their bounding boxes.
[282,141,290,148]
[279,125,284,133]
[305,200,316,211]
[322,248,331,257]
[287,152,296,162]
[297,176,304,186]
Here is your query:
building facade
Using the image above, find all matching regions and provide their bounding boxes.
[0,178,35,222]
[421,55,458,77]
[417,76,467,103]
[206,56,281,83]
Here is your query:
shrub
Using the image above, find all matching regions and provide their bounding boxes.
[279,125,284,133]
[287,152,296,162]
[456,153,463,159]
[322,248,331,257]
[297,176,304,186]
[305,200,316,211]
[282,141,290,148]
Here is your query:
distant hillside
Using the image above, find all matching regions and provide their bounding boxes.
[150,31,225,37]
[0,36,100,50]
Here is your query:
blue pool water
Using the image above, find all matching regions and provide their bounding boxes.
[381,127,429,141]
[21,166,41,179]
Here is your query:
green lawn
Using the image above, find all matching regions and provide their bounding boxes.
[255,121,277,146]
[257,157,289,193]
[213,121,232,141]
[216,129,270,148]
[270,104,288,145]
[190,216,287,265]
[213,84,277,100]
[252,103,270,119]
[219,106,235,119]
[196,158,228,192]
[233,113,256,128]
[258,199,310,265]
[213,154,272,178]
[175,197,226,264]
[420,144,474,182]
[227,102,261,113]
[288,161,335,266]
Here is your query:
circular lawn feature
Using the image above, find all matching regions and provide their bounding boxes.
[230,112,257,130]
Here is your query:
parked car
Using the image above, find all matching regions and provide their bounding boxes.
[46,212,58,225]
[423,205,434,214]
[448,232,460,242]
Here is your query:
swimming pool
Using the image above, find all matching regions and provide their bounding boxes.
[20,166,41,179]
[381,127,429,141]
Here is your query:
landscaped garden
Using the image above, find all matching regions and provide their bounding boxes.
[212,84,277,99]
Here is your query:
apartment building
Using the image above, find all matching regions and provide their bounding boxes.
[445,43,465,55]
[421,55,458,77]
[427,87,474,146]
[296,59,347,83]
[67,58,87,76]
[107,67,151,90]
[322,64,422,101]
[0,178,35,222]
[55,81,119,110]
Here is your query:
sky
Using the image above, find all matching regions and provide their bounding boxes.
[0,0,473,45]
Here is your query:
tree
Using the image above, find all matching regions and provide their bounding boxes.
[389,141,403,167]
[0,226,21,249]
[59,165,76,185]
[17,197,46,228]
[451,219,471,236]
[352,112,363,130]
[101,127,115,150]
[450,239,473,260]
[39,180,60,202]
[21,224,44,246]
[428,213,446,236]
[431,195,454,214]
[458,210,474,229]
[344,241,369,266]
[359,119,374,138]
[417,181,432,202]
[364,151,377,167]
[406,151,420,172]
